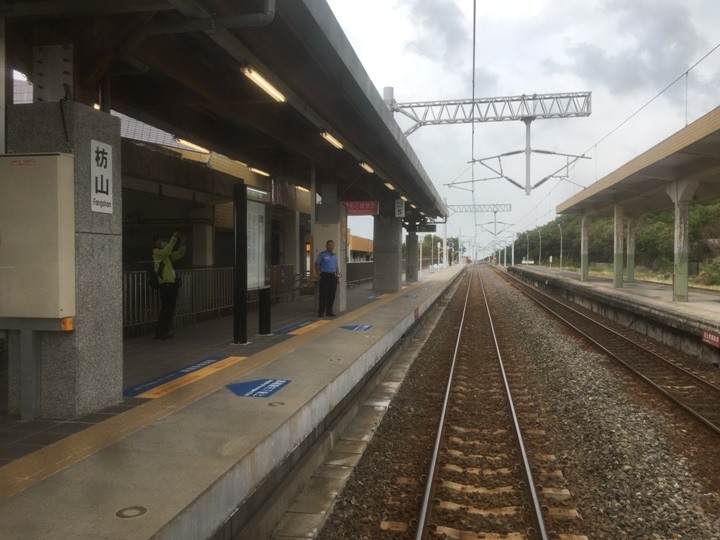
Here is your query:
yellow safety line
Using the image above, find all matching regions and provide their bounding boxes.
[138,356,247,399]
[288,319,329,335]
[0,266,463,499]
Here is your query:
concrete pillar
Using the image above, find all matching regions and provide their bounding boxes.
[285,210,300,277]
[313,182,346,312]
[192,223,214,267]
[1,19,6,154]
[666,179,699,302]
[613,205,624,288]
[580,214,591,281]
[406,231,418,283]
[373,199,403,292]
[626,216,638,282]
[7,102,122,417]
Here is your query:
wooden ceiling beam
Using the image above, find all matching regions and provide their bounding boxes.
[76,12,156,91]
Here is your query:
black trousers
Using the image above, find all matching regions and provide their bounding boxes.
[156,282,178,337]
[318,272,338,315]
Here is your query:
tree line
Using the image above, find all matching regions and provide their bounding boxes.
[507,200,720,284]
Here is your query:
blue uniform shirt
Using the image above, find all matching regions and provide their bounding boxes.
[315,250,338,273]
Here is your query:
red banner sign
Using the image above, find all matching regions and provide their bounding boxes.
[702,330,720,349]
[341,201,379,215]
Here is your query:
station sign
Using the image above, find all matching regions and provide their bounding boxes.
[394,199,405,218]
[341,200,379,215]
[91,140,113,214]
[416,223,436,233]
[702,329,720,349]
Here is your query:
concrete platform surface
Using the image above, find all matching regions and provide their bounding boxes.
[0,265,465,539]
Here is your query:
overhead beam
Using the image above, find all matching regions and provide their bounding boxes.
[0,0,176,17]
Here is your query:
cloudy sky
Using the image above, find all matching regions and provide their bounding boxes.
[326,0,720,257]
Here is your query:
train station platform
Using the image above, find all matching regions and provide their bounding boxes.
[0,264,466,539]
[507,265,720,365]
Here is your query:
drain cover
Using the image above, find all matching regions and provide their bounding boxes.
[115,506,148,519]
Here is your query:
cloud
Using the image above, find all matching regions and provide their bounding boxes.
[403,0,470,68]
[544,0,708,95]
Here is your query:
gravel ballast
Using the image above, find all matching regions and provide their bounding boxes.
[317,265,720,539]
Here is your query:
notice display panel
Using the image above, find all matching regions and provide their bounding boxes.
[247,200,271,289]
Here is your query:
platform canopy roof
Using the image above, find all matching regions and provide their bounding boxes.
[557,106,720,217]
[2,0,447,221]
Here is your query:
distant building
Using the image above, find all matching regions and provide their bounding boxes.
[349,234,373,261]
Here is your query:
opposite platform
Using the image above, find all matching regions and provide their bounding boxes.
[0,264,466,539]
[508,265,720,365]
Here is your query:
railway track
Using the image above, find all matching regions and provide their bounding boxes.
[415,266,585,539]
[496,266,720,437]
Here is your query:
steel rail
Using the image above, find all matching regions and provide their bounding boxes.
[498,268,720,437]
[415,271,473,540]
[478,268,549,540]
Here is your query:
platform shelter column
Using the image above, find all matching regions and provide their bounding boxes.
[613,205,624,288]
[373,198,403,292]
[285,210,301,280]
[192,223,214,267]
[405,230,419,283]
[666,179,699,302]
[580,214,591,281]
[6,102,122,418]
[313,181,347,313]
[626,216,638,282]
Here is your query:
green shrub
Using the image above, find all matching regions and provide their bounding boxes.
[698,258,720,286]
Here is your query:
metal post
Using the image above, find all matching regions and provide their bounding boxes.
[558,223,563,272]
[523,117,532,196]
[581,214,590,281]
[419,240,422,277]
[233,183,248,344]
[259,286,271,335]
[443,198,447,267]
[430,233,433,268]
[526,233,530,262]
[613,204,624,288]
[538,230,542,266]
[512,240,515,266]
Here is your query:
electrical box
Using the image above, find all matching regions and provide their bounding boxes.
[0,154,76,318]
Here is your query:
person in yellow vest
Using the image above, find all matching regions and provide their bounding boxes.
[152,230,187,339]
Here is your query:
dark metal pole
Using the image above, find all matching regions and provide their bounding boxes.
[259,287,271,335]
[233,183,248,344]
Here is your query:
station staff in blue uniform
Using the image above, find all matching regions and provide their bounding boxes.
[315,239,341,317]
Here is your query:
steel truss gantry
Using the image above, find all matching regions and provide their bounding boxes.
[447,203,512,239]
[384,89,591,136]
[384,87,592,195]
[446,204,511,215]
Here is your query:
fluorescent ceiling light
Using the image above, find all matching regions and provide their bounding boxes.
[247,186,269,195]
[359,162,374,174]
[410,203,417,209]
[320,131,343,149]
[241,66,286,102]
[384,182,395,191]
[296,185,310,193]
[174,137,210,154]
[400,195,408,202]
[248,166,271,177]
